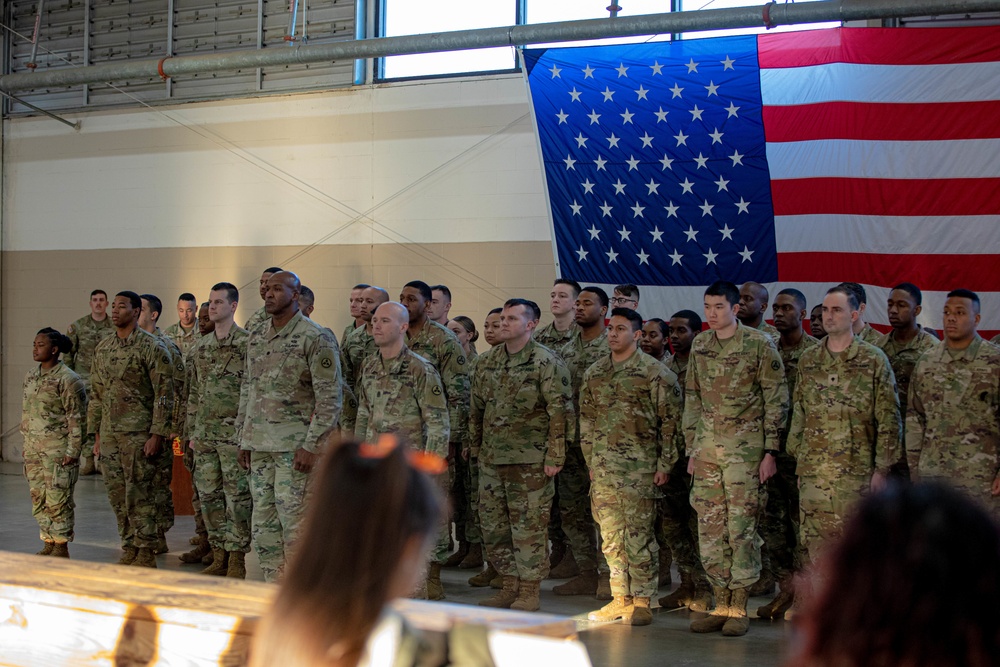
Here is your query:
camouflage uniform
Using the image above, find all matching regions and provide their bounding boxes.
[857,323,883,346]
[580,348,682,598]
[88,328,174,550]
[186,327,253,553]
[788,338,900,562]
[237,311,343,582]
[907,335,1000,516]
[340,325,377,435]
[243,305,270,335]
[754,320,780,342]
[163,322,201,357]
[556,330,610,574]
[66,314,114,464]
[460,349,482,547]
[341,322,361,352]
[21,362,87,543]
[470,339,573,581]
[759,333,819,581]
[684,324,788,590]
[152,329,187,536]
[356,345,451,561]
[877,326,939,428]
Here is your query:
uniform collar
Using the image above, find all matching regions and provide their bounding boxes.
[820,335,862,364]
[935,334,985,362]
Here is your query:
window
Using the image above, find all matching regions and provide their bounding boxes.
[676,0,839,39]
[526,0,673,48]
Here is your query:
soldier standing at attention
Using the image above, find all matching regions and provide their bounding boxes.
[787,285,899,570]
[355,301,450,599]
[66,289,114,475]
[658,310,713,612]
[22,328,87,558]
[164,293,201,356]
[342,284,371,345]
[185,283,252,578]
[611,284,640,312]
[470,299,572,612]
[639,318,669,363]
[738,282,780,342]
[89,291,174,568]
[237,271,342,582]
[582,308,682,626]
[553,287,610,599]
[809,305,827,340]
[340,287,390,435]
[243,267,284,334]
[757,288,819,620]
[299,285,356,437]
[685,281,787,637]
[907,289,1000,516]
[428,285,453,327]
[838,282,884,345]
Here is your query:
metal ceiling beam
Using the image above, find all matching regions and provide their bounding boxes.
[1,0,998,93]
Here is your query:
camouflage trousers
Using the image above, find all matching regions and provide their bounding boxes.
[183,446,208,538]
[152,443,174,534]
[690,459,765,590]
[248,451,311,583]
[193,440,252,553]
[798,474,867,565]
[463,454,482,544]
[924,474,1000,520]
[450,453,469,543]
[24,448,78,543]
[100,431,160,549]
[431,471,452,564]
[592,475,659,598]
[480,461,554,581]
[657,457,706,580]
[556,446,601,571]
[759,453,801,581]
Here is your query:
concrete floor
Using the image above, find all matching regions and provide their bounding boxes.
[0,471,793,666]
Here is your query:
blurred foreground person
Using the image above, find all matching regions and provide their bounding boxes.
[787,482,1000,667]
[251,436,499,667]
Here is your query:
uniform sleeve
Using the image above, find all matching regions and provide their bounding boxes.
[236,340,252,450]
[468,359,485,459]
[66,323,79,372]
[419,366,451,458]
[439,337,470,444]
[758,342,789,453]
[62,373,88,459]
[303,330,343,454]
[656,368,683,474]
[578,367,597,468]
[185,347,202,442]
[170,349,188,436]
[786,366,806,462]
[147,340,175,438]
[86,346,105,435]
[541,356,573,468]
[873,353,902,474]
[905,357,928,476]
[681,348,702,459]
[354,370,372,443]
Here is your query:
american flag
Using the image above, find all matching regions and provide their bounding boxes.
[523,27,1000,336]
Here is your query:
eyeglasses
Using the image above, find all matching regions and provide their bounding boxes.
[358,434,448,475]
[610,297,637,305]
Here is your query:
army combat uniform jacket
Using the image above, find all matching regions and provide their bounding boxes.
[877,326,939,418]
[66,314,114,383]
[163,322,201,357]
[22,362,87,459]
[185,326,249,443]
[407,321,469,445]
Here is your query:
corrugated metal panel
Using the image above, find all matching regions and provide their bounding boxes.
[3,0,357,114]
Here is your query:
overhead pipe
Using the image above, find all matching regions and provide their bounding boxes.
[1,0,998,93]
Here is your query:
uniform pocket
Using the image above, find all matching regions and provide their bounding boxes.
[52,463,78,490]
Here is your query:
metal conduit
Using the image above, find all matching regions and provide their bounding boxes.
[1,0,998,93]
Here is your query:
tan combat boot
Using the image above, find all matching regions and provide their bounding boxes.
[427,563,446,601]
[630,597,653,626]
[458,543,484,569]
[690,587,730,633]
[547,547,579,579]
[133,548,158,568]
[689,577,714,612]
[154,529,169,555]
[510,579,541,612]
[758,581,795,620]
[552,568,598,596]
[443,541,470,568]
[478,575,519,608]
[118,546,139,565]
[36,541,55,556]
[80,456,97,476]
[595,571,613,601]
[51,542,70,558]
[658,571,696,609]
[201,547,229,576]
[588,596,634,622]
[722,588,751,636]
[469,562,499,587]
[226,552,247,579]
[179,536,211,564]
[658,549,673,587]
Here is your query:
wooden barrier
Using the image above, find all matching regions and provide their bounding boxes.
[0,552,584,667]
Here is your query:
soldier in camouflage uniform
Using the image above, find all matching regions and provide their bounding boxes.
[341,286,390,435]
[470,299,573,612]
[788,286,899,571]
[738,282,780,342]
[552,286,610,599]
[299,285,357,443]
[839,282,884,345]
[237,271,343,582]
[639,318,669,363]
[907,289,1000,516]
[163,293,201,356]
[757,289,819,619]
[878,283,939,481]
[243,266,284,334]
[89,291,174,568]
[66,289,114,475]
[658,310,713,612]
[809,305,827,340]
[685,281,787,637]
[22,328,88,558]
[342,283,371,345]
[582,309,682,626]
[356,301,450,599]
[186,283,253,578]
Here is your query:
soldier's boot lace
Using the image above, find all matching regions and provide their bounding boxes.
[458,542,484,569]
[722,588,751,636]
[595,571,613,601]
[36,541,55,556]
[658,571,696,609]
[629,597,653,626]
[118,546,139,565]
[658,549,673,588]
[689,577,714,612]
[468,562,499,587]
[757,578,795,620]
[690,587,730,633]
[510,579,541,612]
[478,575,519,609]
[552,568,598,596]
[51,542,70,559]
[201,547,229,576]
[588,595,634,622]
[547,546,579,579]
[226,551,247,579]
[426,563,446,601]
[133,547,158,568]
[179,536,211,564]
[188,534,203,546]
[443,541,470,568]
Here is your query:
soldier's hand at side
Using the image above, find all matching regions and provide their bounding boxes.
[462,448,470,461]
[544,465,562,477]
[687,457,695,476]
[238,449,251,470]
[759,453,777,483]
[93,434,101,458]
[293,447,317,473]
[992,474,1000,497]
[870,470,887,493]
[654,471,669,486]
[143,435,162,457]
[62,456,78,467]
[447,442,457,464]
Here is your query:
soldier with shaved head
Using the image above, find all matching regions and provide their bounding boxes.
[341,286,391,434]
[738,282,779,342]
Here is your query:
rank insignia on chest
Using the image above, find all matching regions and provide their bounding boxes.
[829,375,838,385]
